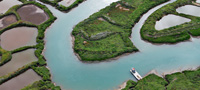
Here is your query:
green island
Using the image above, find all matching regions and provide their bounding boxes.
[141,0,200,43]
[37,0,85,12]
[123,68,200,90]
[72,0,169,61]
[0,0,60,89]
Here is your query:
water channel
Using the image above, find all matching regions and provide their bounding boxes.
[44,0,200,90]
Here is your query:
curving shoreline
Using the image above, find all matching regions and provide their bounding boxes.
[122,66,200,90]
[120,66,198,90]
[72,0,169,61]
[71,33,137,63]
[141,0,200,44]
[41,0,200,89]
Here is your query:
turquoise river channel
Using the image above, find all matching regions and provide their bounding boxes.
[44,0,200,90]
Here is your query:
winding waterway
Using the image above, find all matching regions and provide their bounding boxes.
[44,0,200,90]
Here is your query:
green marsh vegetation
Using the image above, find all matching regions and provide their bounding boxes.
[0,1,60,89]
[141,0,200,43]
[0,47,12,66]
[37,0,84,12]
[22,80,61,90]
[123,68,200,90]
[72,0,169,61]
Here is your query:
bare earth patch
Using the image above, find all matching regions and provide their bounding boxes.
[115,4,130,11]
[97,17,105,21]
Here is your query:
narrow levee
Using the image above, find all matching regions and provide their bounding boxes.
[0,49,37,76]
[0,69,41,90]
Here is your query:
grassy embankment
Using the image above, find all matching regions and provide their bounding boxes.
[123,68,200,90]
[36,0,84,12]
[141,0,200,43]
[72,0,169,61]
[0,1,60,89]
[0,48,12,66]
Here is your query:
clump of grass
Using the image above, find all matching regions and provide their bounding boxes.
[0,47,12,66]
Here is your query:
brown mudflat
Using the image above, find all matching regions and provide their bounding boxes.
[0,15,17,30]
[0,69,41,90]
[17,4,49,25]
[0,0,22,14]
[0,49,38,76]
[1,27,38,51]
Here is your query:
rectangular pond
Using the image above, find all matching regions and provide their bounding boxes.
[0,69,41,90]
[0,27,38,51]
[0,49,38,76]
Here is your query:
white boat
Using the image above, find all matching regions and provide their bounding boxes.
[130,68,143,80]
